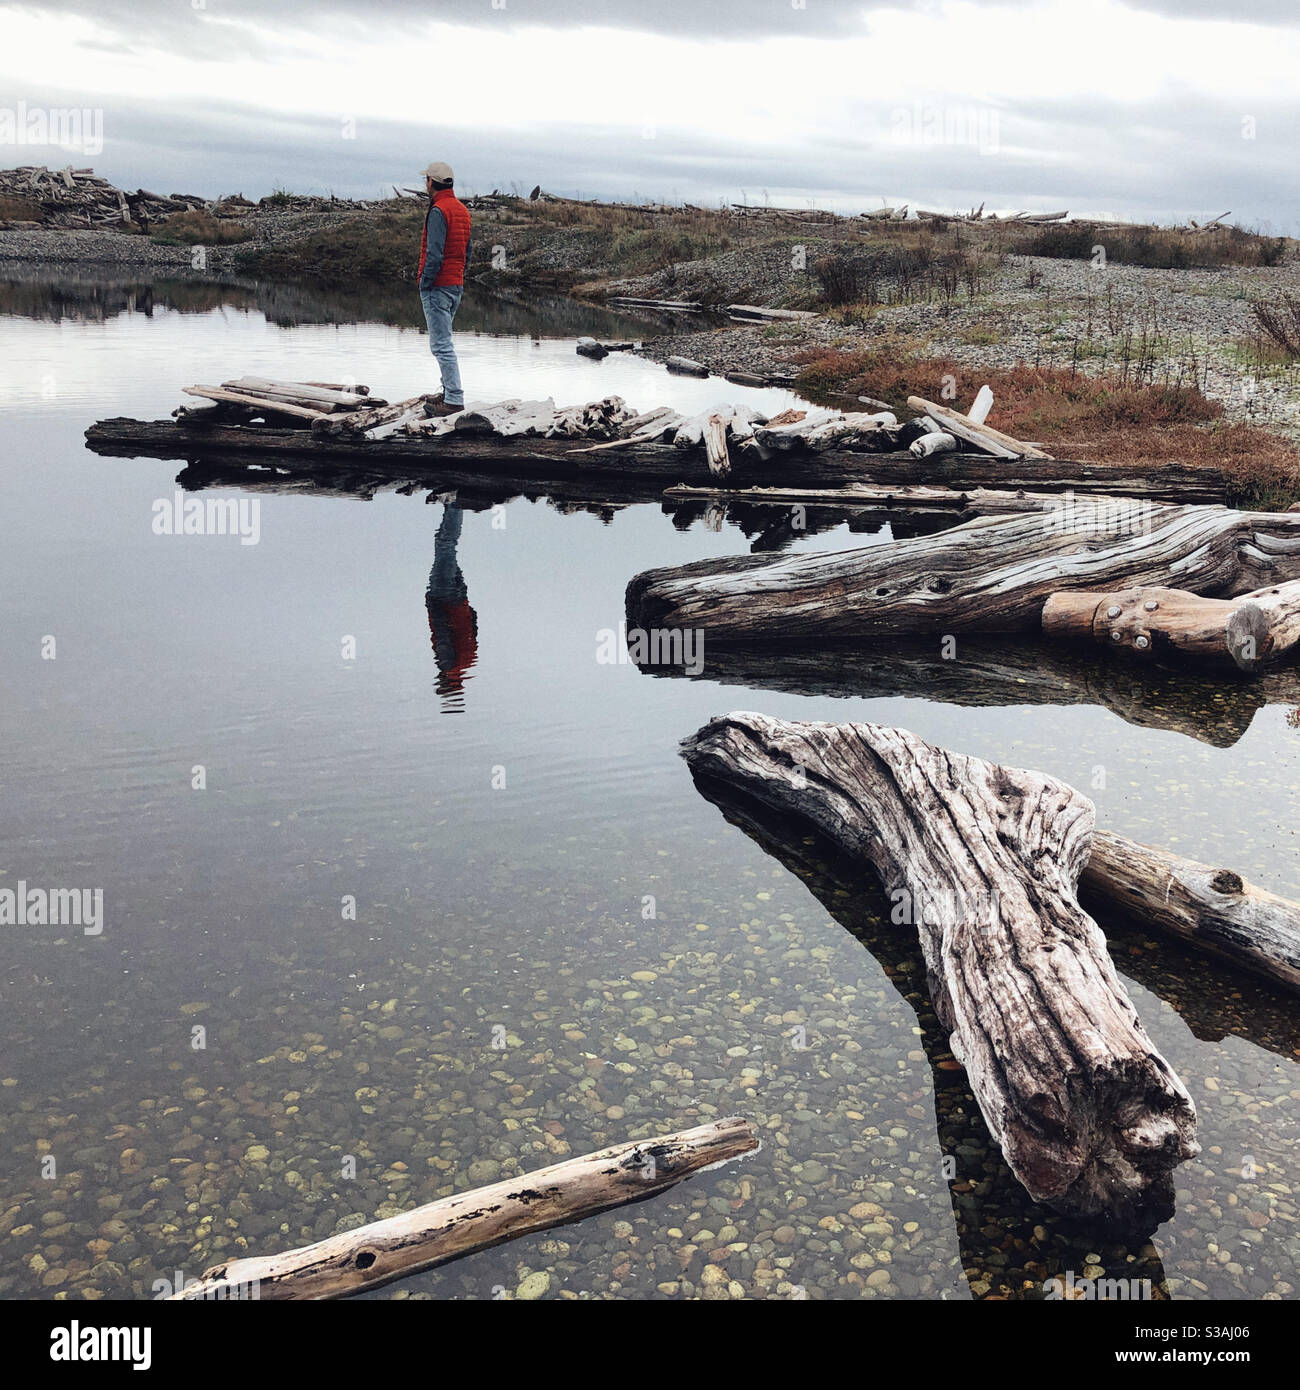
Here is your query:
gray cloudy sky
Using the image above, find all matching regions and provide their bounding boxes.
[3,0,1296,229]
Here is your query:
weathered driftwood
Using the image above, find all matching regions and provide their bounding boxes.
[1043,579,1300,674]
[364,408,429,441]
[169,1117,758,1300]
[968,385,994,425]
[181,386,328,422]
[910,428,958,458]
[303,381,370,396]
[450,399,558,437]
[703,410,730,478]
[313,394,432,436]
[546,395,636,439]
[627,504,1300,643]
[1081,832,1300,996]
[221,377,378,410]
[682,712,1198,1226]
[908,395,1051,459]
[751,410,900,455]
[172,400,258,426]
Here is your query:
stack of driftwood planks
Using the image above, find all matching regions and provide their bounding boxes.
[177,377,383,425]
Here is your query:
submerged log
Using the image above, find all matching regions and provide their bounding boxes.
[169,1117,758,1300]
[627,504,1300,644]
[682,712,1198,1226]
[1081,831,1300,996]
[1043,578,1300,674]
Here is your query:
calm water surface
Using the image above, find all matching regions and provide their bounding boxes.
[1,272,1297,1301]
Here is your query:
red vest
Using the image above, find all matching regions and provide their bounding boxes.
[419,188,471,287]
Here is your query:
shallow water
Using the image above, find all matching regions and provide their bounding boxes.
[1,273,1297,1301]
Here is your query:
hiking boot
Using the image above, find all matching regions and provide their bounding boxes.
[428,400,464,417]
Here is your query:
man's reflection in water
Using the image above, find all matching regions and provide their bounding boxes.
[425,501,478,711]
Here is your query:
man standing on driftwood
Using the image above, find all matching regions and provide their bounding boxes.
[417,161,472,416]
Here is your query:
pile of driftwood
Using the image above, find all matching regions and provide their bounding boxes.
[175,377,382,426]
[171,375,1038,476]
[0,165,219,229]
[111,374,1228,508]
[0,166,376,230]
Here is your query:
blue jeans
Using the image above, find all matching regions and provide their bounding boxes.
[420,285,464,405]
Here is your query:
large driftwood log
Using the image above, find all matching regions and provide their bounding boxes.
[1081,831,1300,995]
[169,1117,758,1300]
[682,713,1198,1226]
[627,504,1300,643]
[83,419,1230,500]
[1042,578,1300,674]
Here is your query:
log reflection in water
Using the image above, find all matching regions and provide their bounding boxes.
[635,636,1300,749]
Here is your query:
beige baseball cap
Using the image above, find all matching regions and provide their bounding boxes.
[421,161,454,183]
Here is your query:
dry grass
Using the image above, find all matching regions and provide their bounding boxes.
[1009,221,1290,269]
[150,209,252,246]
[794,346,1300,508]
[235,204,425,285]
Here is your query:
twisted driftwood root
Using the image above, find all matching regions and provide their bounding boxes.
[682,713,1198,1228]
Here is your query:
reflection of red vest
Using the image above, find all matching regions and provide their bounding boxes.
[419,189,471,287]
[428,598,478,688]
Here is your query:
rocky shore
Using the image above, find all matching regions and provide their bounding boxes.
[6,205,1300,439]
[633,253,1300,439]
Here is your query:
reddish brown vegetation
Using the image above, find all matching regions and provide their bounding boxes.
[795,348,1300,508]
